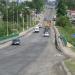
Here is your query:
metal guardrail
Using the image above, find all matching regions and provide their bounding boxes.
[0,34,19,44]
[0,27,34,44]
[59,35,67,46]
[54,26,67,51]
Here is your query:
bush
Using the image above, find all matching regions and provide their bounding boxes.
[56,0,67,17]
[56,16,71,27]
[58,26,75,46]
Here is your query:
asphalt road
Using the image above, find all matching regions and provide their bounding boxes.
[0,6,66,75]
[0,27,66,75]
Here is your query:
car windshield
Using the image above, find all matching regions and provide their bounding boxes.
[13,39,20,41]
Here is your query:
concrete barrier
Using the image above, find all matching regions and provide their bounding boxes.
[0,27,34,49]
[53,26,73,75]
[0,41,12,49]
[53,26,75,59]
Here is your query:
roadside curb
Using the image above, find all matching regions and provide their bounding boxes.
[0,41,12,49]
[19,27,34,37]
[61,61,72,75]
[0,27,34,49]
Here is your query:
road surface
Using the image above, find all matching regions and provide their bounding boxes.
[0,5,66,75]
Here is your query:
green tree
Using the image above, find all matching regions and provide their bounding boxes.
[64,0,75,9]
[25,1,34,9]
[0,0,6,16]
[57,0,67,17]
[56,16,71,27]
[2,1,31,22]
[32,0,44,12]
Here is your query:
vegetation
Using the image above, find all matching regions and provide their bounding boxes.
[58,26,75,46]
[65,59,75,75]
[0,0,45,38]
[64,0,75,9]
[56,0,70,27]
[57,0,67,17]
[56,0,75,46]
[32,0,44,13]
[56,16,71,27]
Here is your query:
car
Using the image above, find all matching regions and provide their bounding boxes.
[53,16,56,21]
[71,20,75,24]
[53,18,56,21]
[44,32,49,37]
[38,23,42,28]
[12,38,20,45]
[33,26,39,33]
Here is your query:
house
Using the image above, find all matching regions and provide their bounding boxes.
[67,10,75,22]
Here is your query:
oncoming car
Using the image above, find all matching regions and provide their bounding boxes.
[38,23,42,28]
[33,26,40,33]
[12,38,20,45]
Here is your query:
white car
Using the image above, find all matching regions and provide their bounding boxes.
[44,32,49,37]
[33,26,39,33]
[38,23,42,28]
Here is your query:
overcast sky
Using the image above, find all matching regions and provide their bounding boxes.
[48,0,56,1]
[9,0,56,3]
[10,0,55,2]
[10,0,32,2]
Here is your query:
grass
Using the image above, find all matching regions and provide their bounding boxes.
[0,20,35,41]
[70,46,75,52]
[58,26,75,46]
[65,59,75,75]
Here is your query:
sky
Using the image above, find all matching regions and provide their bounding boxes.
[48,0,56,1]
[10,0,32,2]
[9,0,56,3]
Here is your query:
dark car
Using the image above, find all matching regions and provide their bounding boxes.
[12,38,20,45]
[53,18,56,21]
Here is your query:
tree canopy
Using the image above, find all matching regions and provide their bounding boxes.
[32,0,44,12]
[0,0,45,22]
[64,0,75,9]
[57,0,67,17]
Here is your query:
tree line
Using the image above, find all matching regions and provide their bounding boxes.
[0,0,45,36]
[0,0,44,22]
